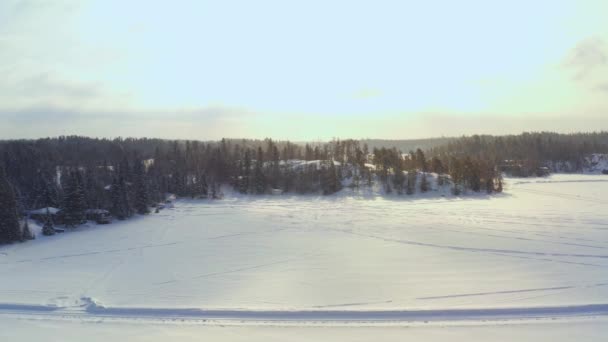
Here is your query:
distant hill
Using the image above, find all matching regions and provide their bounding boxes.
[360,138,455,152]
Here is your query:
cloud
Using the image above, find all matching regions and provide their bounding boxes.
[9,0,80,14]
[563,38,608,81]
[416,113,608,138]
[596,83,608,92]
[0,104,257,140]
[16,73,103,99]
[0,72,132,111]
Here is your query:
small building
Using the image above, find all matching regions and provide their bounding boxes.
[28,207,62,224]
[85,209,111,224]
[536,167,551,177]
[271,188,283,195]
[500,160,551,177]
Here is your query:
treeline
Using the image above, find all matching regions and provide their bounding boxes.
[429,132,608,173]
[8,132,608,244]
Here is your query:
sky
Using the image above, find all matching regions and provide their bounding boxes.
[1,0,607,140]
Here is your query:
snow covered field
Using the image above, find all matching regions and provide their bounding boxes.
[1,174,607,340]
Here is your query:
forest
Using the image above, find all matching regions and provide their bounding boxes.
[1,131,607,244]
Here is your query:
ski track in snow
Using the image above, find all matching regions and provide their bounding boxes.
[2,298,608,325]
[334,228,608,262]
[416,283,608,300]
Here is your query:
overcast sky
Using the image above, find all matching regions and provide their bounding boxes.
[1,0,607,140]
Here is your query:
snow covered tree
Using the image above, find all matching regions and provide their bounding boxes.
[420,173,429,193]
[133,159,150,215]
[0,167,21,244]
[393,163,405,195]
[42,209,56,236]
[33,174,59,209]
[430,157,444,174]
[385,180,392,194]
[322,160,341,195]
[415,148,428,172]
[485,176,494,194]
[268,142,280,189]
[463,157,481,192]
[437,174,445,186]
[495,174,504,193]
[62,171,87,228]
[239,150,251,194]
[195,172,209,198]
[406,171,417,195]
[110,176,131,220]
[253,147,266,194]
[21,218,34,241]
[211,181,222,199]
[84,167,102,209]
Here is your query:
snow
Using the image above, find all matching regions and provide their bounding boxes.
[282,159,342,169]
[585,154,608,173]
[1,174,608,340]
[1,316,606,342]
[28,207,61,215]
[548,154,608,173]
[1,316,607,342]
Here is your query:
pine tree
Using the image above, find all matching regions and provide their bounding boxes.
[133,159,149,215]
[239,150,251,194]
[495,174,504,193]
[323,160,341,195]
[211,181,218,199]
[21,218,34,241]
[437,174,445,186]
[430,157,444,174]
[420,172,429,193]
[385,180,392,194]
[406,170,417,195]
[196,172,209,198]
[253,147,266,194]
[393,163,405,195]
[42,208,56,236]
[0,167,21,244]
[485,176,495,194]
[415,148,427,172]
[269,144,280,189]
[110,176,131,220]
[62,171,87,228]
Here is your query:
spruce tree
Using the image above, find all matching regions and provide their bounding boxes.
[110,178,122,219]
[133,159,149,215]
[437,174,445,186]
[42,209,56,236]
[495,175,504,193]
[0,167,21,244]
[211,181,218,199]
[195,172,209,198]
[393,163,405,195]
[62,171,86,228]
[21,218,34,241]
[110,176,131,220]
[41,179,60,208]
[406,170,417,195]
[415,148,427,172]
[239,150,251,194]
[420,173,429,193]
[430,157,444,174]
[269,144,280,189]
[323,160,341,195]
[254,147,265,194]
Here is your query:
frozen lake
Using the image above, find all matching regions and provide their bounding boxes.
[1,174,607,339]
